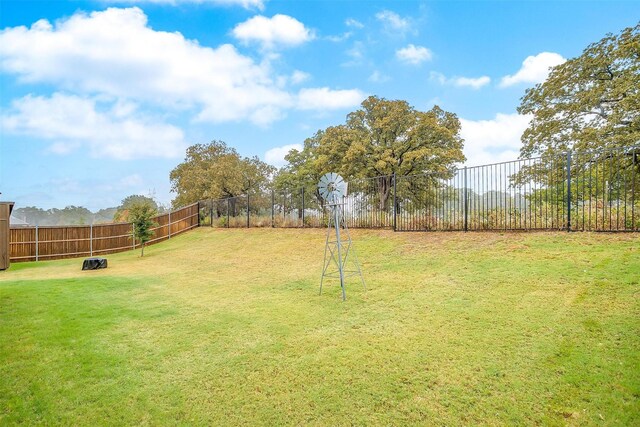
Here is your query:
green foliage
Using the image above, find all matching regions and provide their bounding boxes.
[128,201,158,257]
[519,24,639,157]
[113,194,158,222]
[57,206,93,225]
[276,96,465,209]
[94,207,118,224]
[515,25,640,205]
[274,132,325,207]
[170,140,275,207]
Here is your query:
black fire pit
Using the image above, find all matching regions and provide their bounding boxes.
[82,257,108,270]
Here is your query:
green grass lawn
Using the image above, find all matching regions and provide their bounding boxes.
[1,228,639,425]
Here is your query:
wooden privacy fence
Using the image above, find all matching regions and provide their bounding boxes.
[9,203,199,262]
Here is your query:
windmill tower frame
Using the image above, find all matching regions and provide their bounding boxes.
[318,173,366,301]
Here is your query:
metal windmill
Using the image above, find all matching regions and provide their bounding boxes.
[318,172,365,301]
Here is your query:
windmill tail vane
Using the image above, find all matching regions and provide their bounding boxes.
[317,172,365,301]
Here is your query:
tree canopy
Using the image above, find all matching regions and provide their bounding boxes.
[170,140,275,206]
[113,195,158,222]
[518,24,639,158]
[277,95,465,208]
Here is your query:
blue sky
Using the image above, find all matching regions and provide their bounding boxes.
[1,0,638,211]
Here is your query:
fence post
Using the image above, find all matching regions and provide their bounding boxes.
[302,187,305,228]
[90,223,93,256]
[464,166,468,232]
[226,198,230,228]
[132,223,135,250]
[210,199,213,228]
[393,173,397,231]
[566,151,572,232]
[168,210,171,239]
[35,225,38,262]
[271,190,275,228]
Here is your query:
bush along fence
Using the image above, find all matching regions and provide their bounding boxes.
[198,145,640,232]
[9,203,199,262]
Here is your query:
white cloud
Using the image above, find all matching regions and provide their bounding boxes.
[395,44,432,65]
[119,174,144,187]
[429,72,447,85]
[343,41,365,66]
[232,14,314,49]
[1,93,187,159]
[0,8,357,125]
[368,70,390,83]
[345,18,364,29]
[460,113,532,166]
[103,0,265,9]
[325,32,353,42]
[453,76,491,89]
[290,70,310,85]
[430,72,490,89]
[264,143,302,167]
[376,10,411,33]
[0,8,290,124]
[500,52,566,87]
[296,87,366,111]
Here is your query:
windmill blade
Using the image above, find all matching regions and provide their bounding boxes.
[318,172,348,201]
[334,175,346,197]
[319,187,329,200]
[318,173,333,200]
[337,180,347,197]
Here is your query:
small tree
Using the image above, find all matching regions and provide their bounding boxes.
[129,201,157,257]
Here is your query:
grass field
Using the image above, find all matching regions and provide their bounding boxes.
[1,228,639,425]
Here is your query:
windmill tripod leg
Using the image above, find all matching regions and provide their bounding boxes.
[353,250,366,291]
[334,205,346,301]
[319,221,331,295]
[320,206,337,296]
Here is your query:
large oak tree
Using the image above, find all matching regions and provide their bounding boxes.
[278,96,465,209]
[170,140,275,207]
[519,24,639,157]
[515,24,639,202]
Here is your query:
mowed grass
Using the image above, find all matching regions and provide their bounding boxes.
[1,228,638,426]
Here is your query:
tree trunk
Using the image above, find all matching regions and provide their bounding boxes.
[315,190,325,210]
[378,176,392,211]
[229,198,237,216]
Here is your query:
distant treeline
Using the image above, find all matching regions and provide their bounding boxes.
[12,206,119,226]
[12,195,166,226]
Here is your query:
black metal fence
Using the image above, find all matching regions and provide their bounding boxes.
[198,145,640,232]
